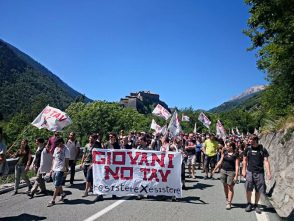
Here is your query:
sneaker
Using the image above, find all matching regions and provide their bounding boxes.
[136,195,143,200]
[226,202,231,210]
[95,195,104,201]
[47,201,55,207]
[171,196,177,202]
[192,175,196,179]
[59,193,66,202]
[12,191,18,196]
[28,192,34,199]
[82,192,88,198]
[254,204,262,214]
[245,203,252,212]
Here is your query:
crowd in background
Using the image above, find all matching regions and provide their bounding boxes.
[0,128,271,213]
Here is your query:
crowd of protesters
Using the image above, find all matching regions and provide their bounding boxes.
[0,128,271,213]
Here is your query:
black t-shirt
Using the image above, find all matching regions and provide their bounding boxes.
[185,140,196,155]
[222,150,238,171]
[244,145,269,173]
[105,142,120,149]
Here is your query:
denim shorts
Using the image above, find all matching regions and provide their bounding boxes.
[53,171,64,187]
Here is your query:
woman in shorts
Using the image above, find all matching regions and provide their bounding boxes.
[212,142,240,210]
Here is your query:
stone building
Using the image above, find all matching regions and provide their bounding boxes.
[120,91,169,114]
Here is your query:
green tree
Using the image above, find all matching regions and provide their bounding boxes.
[244,0,294,122]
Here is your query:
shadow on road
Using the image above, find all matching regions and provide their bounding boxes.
[0,213,46,221]
[63,198,95,205]
[230,203,277,214]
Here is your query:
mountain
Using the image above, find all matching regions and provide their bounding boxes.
[0,39,91,120]
[231,85,265,101]
[209,85,265,113]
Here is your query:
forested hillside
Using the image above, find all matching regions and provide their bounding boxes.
[0,39,90,120]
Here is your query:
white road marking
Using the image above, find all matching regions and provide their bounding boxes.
[83,197,130,221]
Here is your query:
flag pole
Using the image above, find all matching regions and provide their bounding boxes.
[6,124,31,154]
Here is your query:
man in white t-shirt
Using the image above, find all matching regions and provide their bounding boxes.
[65,132,80,185]
[47,137,69,207]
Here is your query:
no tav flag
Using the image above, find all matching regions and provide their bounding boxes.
[182,114,190,122]
[198,112,211,129]
[31,105,72,131]
[152,104,171,120]
[168,110,182,137]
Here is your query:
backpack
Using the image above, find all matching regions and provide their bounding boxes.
[246,144,265,158]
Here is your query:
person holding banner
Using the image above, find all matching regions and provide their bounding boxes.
[81,134,97,198]
[185,133,196,179]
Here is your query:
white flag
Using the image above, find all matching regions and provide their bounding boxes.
[150,119,162,132]
[216,120,226,139]
[198,112,211,129]
[152,104,171,120]
[231,128,235,135]
[159,125,168,136]
[182,114,190,122]
[31,105,72,132]
[168,110,182,137]
[254,128,259,135]
[236,127,240,135]
[193,123,197,133]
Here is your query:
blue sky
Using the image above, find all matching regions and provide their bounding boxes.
[0,0,267,110]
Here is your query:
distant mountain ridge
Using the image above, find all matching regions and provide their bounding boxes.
[0,39,91,120]
[209,85,265,113]
[231,85,265,101]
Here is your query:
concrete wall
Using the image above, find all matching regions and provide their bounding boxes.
[259,131,294,218]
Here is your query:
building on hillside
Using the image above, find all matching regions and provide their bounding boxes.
[120,91,169,114]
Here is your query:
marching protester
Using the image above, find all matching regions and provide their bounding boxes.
[11,139,32,195]
[171,138,187,190]
[203,134,218,180]
[185,133,196,179]
[48,131,60,154]
[81,134,97,198]
[212,142,240,210]
[105,132,120,149]
[151,133,162,151]
[136,135,149,200]
[195,137,202,170]
[0,128,8,176]
[65,132,80,185]
[29,139,53,198]
[242,134,272,214]
[120,136,132,149]
[47,138,69,207]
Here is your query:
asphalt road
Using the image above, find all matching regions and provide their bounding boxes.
[0,169,271,221]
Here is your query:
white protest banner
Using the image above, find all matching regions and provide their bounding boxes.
[198,112,211,129]
[168,110,182,137]
[152,104,171,120]
[182,114,190,122]
[31,105,72,131]
[92,149,182,198]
